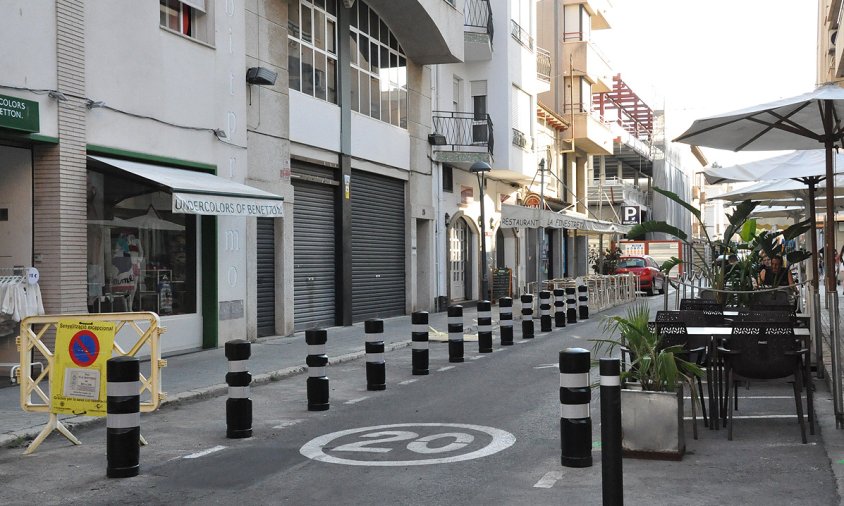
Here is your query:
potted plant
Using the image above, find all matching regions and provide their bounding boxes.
[592,303,703,460]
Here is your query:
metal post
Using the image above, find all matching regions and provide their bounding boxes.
[499,297,514,346]
[365,319,386,390]
[306,329,330,411]
[577,277,589,320]
[560,348,592,468]
[600,358,623,506]
[411,312,430,375]
[225,340,253,439]
[448,305,465,363]
[477,301,493,353]
[566,285,577,324]
[472,162,491,301]
[521,294,534,339]
[106,356,140,478]
[553,288,566,328]
[832,291,843,428]
[539,291,552,332]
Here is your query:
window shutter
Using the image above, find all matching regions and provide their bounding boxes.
[181,0,206,13]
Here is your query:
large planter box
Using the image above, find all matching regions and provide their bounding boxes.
[621,386,685,460]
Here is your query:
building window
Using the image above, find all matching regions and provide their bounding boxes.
[159,0,212,43]
[350,2,408,128]
[563,4,590,42]
[87,170,197,316]
[511,84,531,149]
[443,165,454,193]
[288,0,338,104]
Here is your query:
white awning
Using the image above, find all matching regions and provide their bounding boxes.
[500,204,631,234]
[88,156,284,217]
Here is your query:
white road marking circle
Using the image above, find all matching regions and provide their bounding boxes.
[299,423,516,466]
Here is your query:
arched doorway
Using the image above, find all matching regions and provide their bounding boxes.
[449,218,470,301]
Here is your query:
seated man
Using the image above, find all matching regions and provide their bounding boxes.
[758,254,795,292]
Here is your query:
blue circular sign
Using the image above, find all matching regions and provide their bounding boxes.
[68,330,99,367]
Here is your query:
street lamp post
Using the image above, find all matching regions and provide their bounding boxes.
[471,161,492,301]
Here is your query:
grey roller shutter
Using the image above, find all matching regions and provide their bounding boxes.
[293,165,337,331]
[351,170,405,321]
[256,218,276,337]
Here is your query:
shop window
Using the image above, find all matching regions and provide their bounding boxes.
[159,0,213,44]
[86,170,197,316]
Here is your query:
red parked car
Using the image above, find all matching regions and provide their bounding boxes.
[615,255,666,296]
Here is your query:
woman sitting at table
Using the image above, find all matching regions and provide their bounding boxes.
[758,254,795,291]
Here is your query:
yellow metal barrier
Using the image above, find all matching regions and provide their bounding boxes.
[17,312,166,454]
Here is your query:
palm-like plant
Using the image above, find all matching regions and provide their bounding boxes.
[592,303,702,392]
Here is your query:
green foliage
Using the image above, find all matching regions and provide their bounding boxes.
[739,219,757,243]
[627,221,688,242]
[660,257,683,275]
[592,304,702,392]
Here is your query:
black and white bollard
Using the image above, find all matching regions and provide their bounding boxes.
[600,358,623,506]
[521,294,534,339]
[553,288,566,328]
[225,339,252,439]
[448,305,464,363]
[365,319,386,390]
[560,347,592,468]
[106,356,140,478]
[306,329,330,411]
[539,290,552,332]
[477,300,493,353]
[499,297,514,346]
[566,285,578,324]
[578,277,590,320]
[411,311,430,375]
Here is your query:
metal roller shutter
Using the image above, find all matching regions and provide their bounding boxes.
[293,166,337,331]
[351,170,405,321]
[256,217,276,337]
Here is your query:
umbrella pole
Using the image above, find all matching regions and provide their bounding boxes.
[823,130,843,427]
[807,184,824,379]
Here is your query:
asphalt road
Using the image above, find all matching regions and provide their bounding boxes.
[0,294,837,505]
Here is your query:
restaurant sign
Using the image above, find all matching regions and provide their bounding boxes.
[0,93,39,133]
[172,192,284,217]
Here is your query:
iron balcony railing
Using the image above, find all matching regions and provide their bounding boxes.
[465,0,494,42]
[510,19,533,51]
[536,46,551,83]
[432,111,494,155]
[512,128,531,150]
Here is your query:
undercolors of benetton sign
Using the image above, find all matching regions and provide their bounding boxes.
[0,94,39,133]
[172,192,284,217]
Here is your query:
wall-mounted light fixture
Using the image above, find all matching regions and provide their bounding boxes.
[246,67,278,86]
[444,212,450,227]
[428,133,447,146]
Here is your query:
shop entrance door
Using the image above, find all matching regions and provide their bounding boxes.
[449,219,469,301]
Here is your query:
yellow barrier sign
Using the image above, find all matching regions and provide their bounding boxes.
[49,320,116,416]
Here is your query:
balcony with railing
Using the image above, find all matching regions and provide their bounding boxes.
[562,39,612,92]
[510,19,533,51]
[430,111,494,166]
[536,46,551,92]
[512,128,532,151]
[464,0,493,61]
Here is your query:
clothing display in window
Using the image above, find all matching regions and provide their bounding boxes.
[0,276,44,322]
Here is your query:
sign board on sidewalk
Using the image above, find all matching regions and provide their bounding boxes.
[49,320,116,416]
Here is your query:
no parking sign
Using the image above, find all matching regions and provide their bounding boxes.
[50,320,116,416]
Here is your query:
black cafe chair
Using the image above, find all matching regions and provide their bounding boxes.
[718,323,809,443]
[680,298,724,313]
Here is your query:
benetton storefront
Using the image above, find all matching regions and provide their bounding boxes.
[86,155,284,353]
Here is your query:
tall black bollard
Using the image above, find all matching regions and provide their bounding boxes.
[578,278,590,320]
[448,305,464,363]
[106,356,140,478]
[499,297,514,346]
[560,348,592,468]
[411,311,430,375]
[477,300,493,353]
[365,319,386,390]
[539,290,552,332]
[553,288,566,328]
[600,358,623,506]
[566,285,578,324]
[521,294,534,339]
[306,329,330,411]
[225,340,253,439]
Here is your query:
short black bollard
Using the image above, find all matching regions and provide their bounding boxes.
[411,311,430,375]
[365,319,386,390]
[448,305,464,363]
[306,329,330,411]
[539,290,552,332]
[566,285,578,324]
[225,339,253,439]
[106,356,140,478]
[553,288,566,328]
[600,358,623,506]
[477,300,493,353]
[578,278,589,320]
[499,297,514,346]
[521,294,534,339]
[560,347,592,468]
